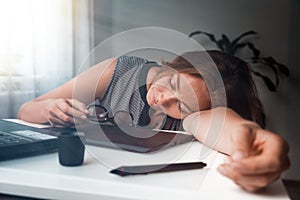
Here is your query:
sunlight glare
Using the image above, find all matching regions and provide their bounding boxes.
[0,0,72,76]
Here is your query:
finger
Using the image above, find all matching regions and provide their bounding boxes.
[47,118,54,126]
[64,99,89,119]
[218,164,280,191]
[218,164,279,190]
[51,116,88,127]
[230,125,256,160]
[66,99,89,114]
[55,108,89,126]
[49,106,75,125]
[229,153,289,175]
[48,116,71,127]
[239,174,280,191]
[51,103,89,125]
[56,100,83,120]
[229,133,290,174]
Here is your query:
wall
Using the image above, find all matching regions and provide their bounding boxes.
[92,0,300,179]
[286,0,300,180]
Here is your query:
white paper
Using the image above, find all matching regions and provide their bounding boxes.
[4,119,52,128]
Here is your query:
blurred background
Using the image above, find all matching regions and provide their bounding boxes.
[0,0,299,180]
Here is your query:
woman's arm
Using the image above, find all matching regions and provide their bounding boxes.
[18,58,117,126]
[183,107,290,192]
[183,107,257,154]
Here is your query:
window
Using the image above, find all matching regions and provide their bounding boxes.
[0,0,73,118]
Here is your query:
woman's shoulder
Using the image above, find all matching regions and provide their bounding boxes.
[117,55,149,67]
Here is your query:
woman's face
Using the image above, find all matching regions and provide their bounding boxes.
[146,71,211,119]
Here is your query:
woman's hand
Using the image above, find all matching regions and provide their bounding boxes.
[217,125,290,192]
[183,108,290,192]
[45,99,89,127]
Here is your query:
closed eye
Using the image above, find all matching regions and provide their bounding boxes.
[175,73,193,116]
[169,75,176,91]
[178,100,190,116]
[177,100,182,112]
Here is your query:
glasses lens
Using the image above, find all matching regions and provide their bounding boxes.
[114,111,134,127]
[88,106,108,122]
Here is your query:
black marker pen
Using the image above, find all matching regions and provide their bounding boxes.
[110,162,207,177]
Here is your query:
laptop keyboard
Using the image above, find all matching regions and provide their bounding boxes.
[0,130,58,147]
[0,120,59,161]
[0,131,31,146]
[11,130,57,140]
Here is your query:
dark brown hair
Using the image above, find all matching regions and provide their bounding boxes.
[163,50,266,128]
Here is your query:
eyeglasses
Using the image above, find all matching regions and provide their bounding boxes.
[87,104,168,130]
[86,104,134,127]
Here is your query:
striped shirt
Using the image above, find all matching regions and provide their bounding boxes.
[97,56,181,130]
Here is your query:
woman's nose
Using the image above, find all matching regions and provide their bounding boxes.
[157,89,177,106]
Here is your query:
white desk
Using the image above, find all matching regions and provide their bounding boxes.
[0,139,289,200]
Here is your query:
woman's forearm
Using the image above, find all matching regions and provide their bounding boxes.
[18,99,55,124]
[183,107,260,155]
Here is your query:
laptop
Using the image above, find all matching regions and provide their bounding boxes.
[75,123,195,153]
[0,119,59,161]
[0,119,195,161]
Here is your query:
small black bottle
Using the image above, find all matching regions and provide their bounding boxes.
[58,131,85,166]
